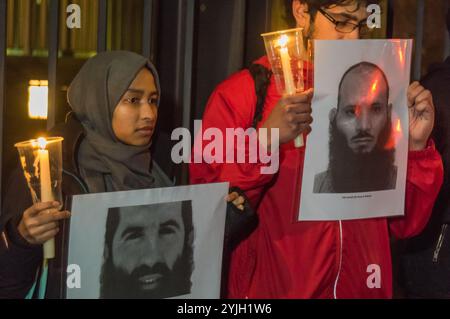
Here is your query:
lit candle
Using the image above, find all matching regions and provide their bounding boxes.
[37,137,55,259]
[278,35,296,95]
[278,35,304,148]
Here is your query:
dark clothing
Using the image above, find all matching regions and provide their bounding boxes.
[399,57,450,298]
[0,113,257,299]
[0,113,172,298]
[221,187,258,297]
[0,113,88,298]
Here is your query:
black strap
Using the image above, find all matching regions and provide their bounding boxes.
[248,64,272,128]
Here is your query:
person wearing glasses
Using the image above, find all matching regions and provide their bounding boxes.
[314,6,371,36]
[190,0,443,298]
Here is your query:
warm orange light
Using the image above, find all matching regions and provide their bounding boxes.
[398,48,404,65]
[28,80,48,120]
[355,105,361,118]
[371,79,379,93]
[396,119,402,133]
[384,119,403,150]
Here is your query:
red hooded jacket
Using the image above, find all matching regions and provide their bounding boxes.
[190,56,443,299]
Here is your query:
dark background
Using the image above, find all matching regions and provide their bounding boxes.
[0,0,449,193]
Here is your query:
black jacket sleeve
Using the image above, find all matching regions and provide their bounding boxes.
[221,187,258,297]
[0,166,42,299]
[223,187,258,250]
[422,60,450,223]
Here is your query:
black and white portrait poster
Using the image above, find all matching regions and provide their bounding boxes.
[299,40,412,221]
[66,182,229,298]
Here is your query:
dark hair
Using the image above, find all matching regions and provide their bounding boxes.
[283,0,381,27]
[327,113,395,193]
[100,201,194,298]
[102,202,193,256]
[249,64,272,128]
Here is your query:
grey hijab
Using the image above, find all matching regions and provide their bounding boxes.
[67,51,163,192]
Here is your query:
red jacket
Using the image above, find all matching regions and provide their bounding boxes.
[190,56,444,299]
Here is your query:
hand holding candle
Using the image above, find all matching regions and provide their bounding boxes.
[262,28,313,148]
[260,89,313,145]
[15,137,64,260]
[17,201,70,247]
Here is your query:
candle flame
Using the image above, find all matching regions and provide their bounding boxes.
[278,34,289,48]
[37,137,47,150]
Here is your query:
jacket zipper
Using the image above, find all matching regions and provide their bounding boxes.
[333,220,343,299]
[433,224,448,263]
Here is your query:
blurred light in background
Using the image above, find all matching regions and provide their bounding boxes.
[28,79,48,119]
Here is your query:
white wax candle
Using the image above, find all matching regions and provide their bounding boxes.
[279,46,296,95]
[39,146,55,259]
[279,40,304,148]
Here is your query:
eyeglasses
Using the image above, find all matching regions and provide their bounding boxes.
[317,7,369,34]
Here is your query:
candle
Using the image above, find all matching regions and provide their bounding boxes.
[278,35,296,95]
[37,137,55,259]
[278,35,304,148]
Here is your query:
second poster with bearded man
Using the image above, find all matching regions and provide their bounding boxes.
[299,40,412,221]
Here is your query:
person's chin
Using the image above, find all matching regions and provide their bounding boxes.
[131,136,153,147]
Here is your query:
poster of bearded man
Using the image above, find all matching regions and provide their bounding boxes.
[66,182,228,298]
[299,40,412,221]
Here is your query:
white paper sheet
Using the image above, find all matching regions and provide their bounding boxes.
[299,40,412,221]
[66,182,229,298]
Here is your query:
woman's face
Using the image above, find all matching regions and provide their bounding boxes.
[112,68,158,146]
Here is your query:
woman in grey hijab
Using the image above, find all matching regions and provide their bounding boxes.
[0,51,254,299]
[68,50,170,192]
[0,51,172,298]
